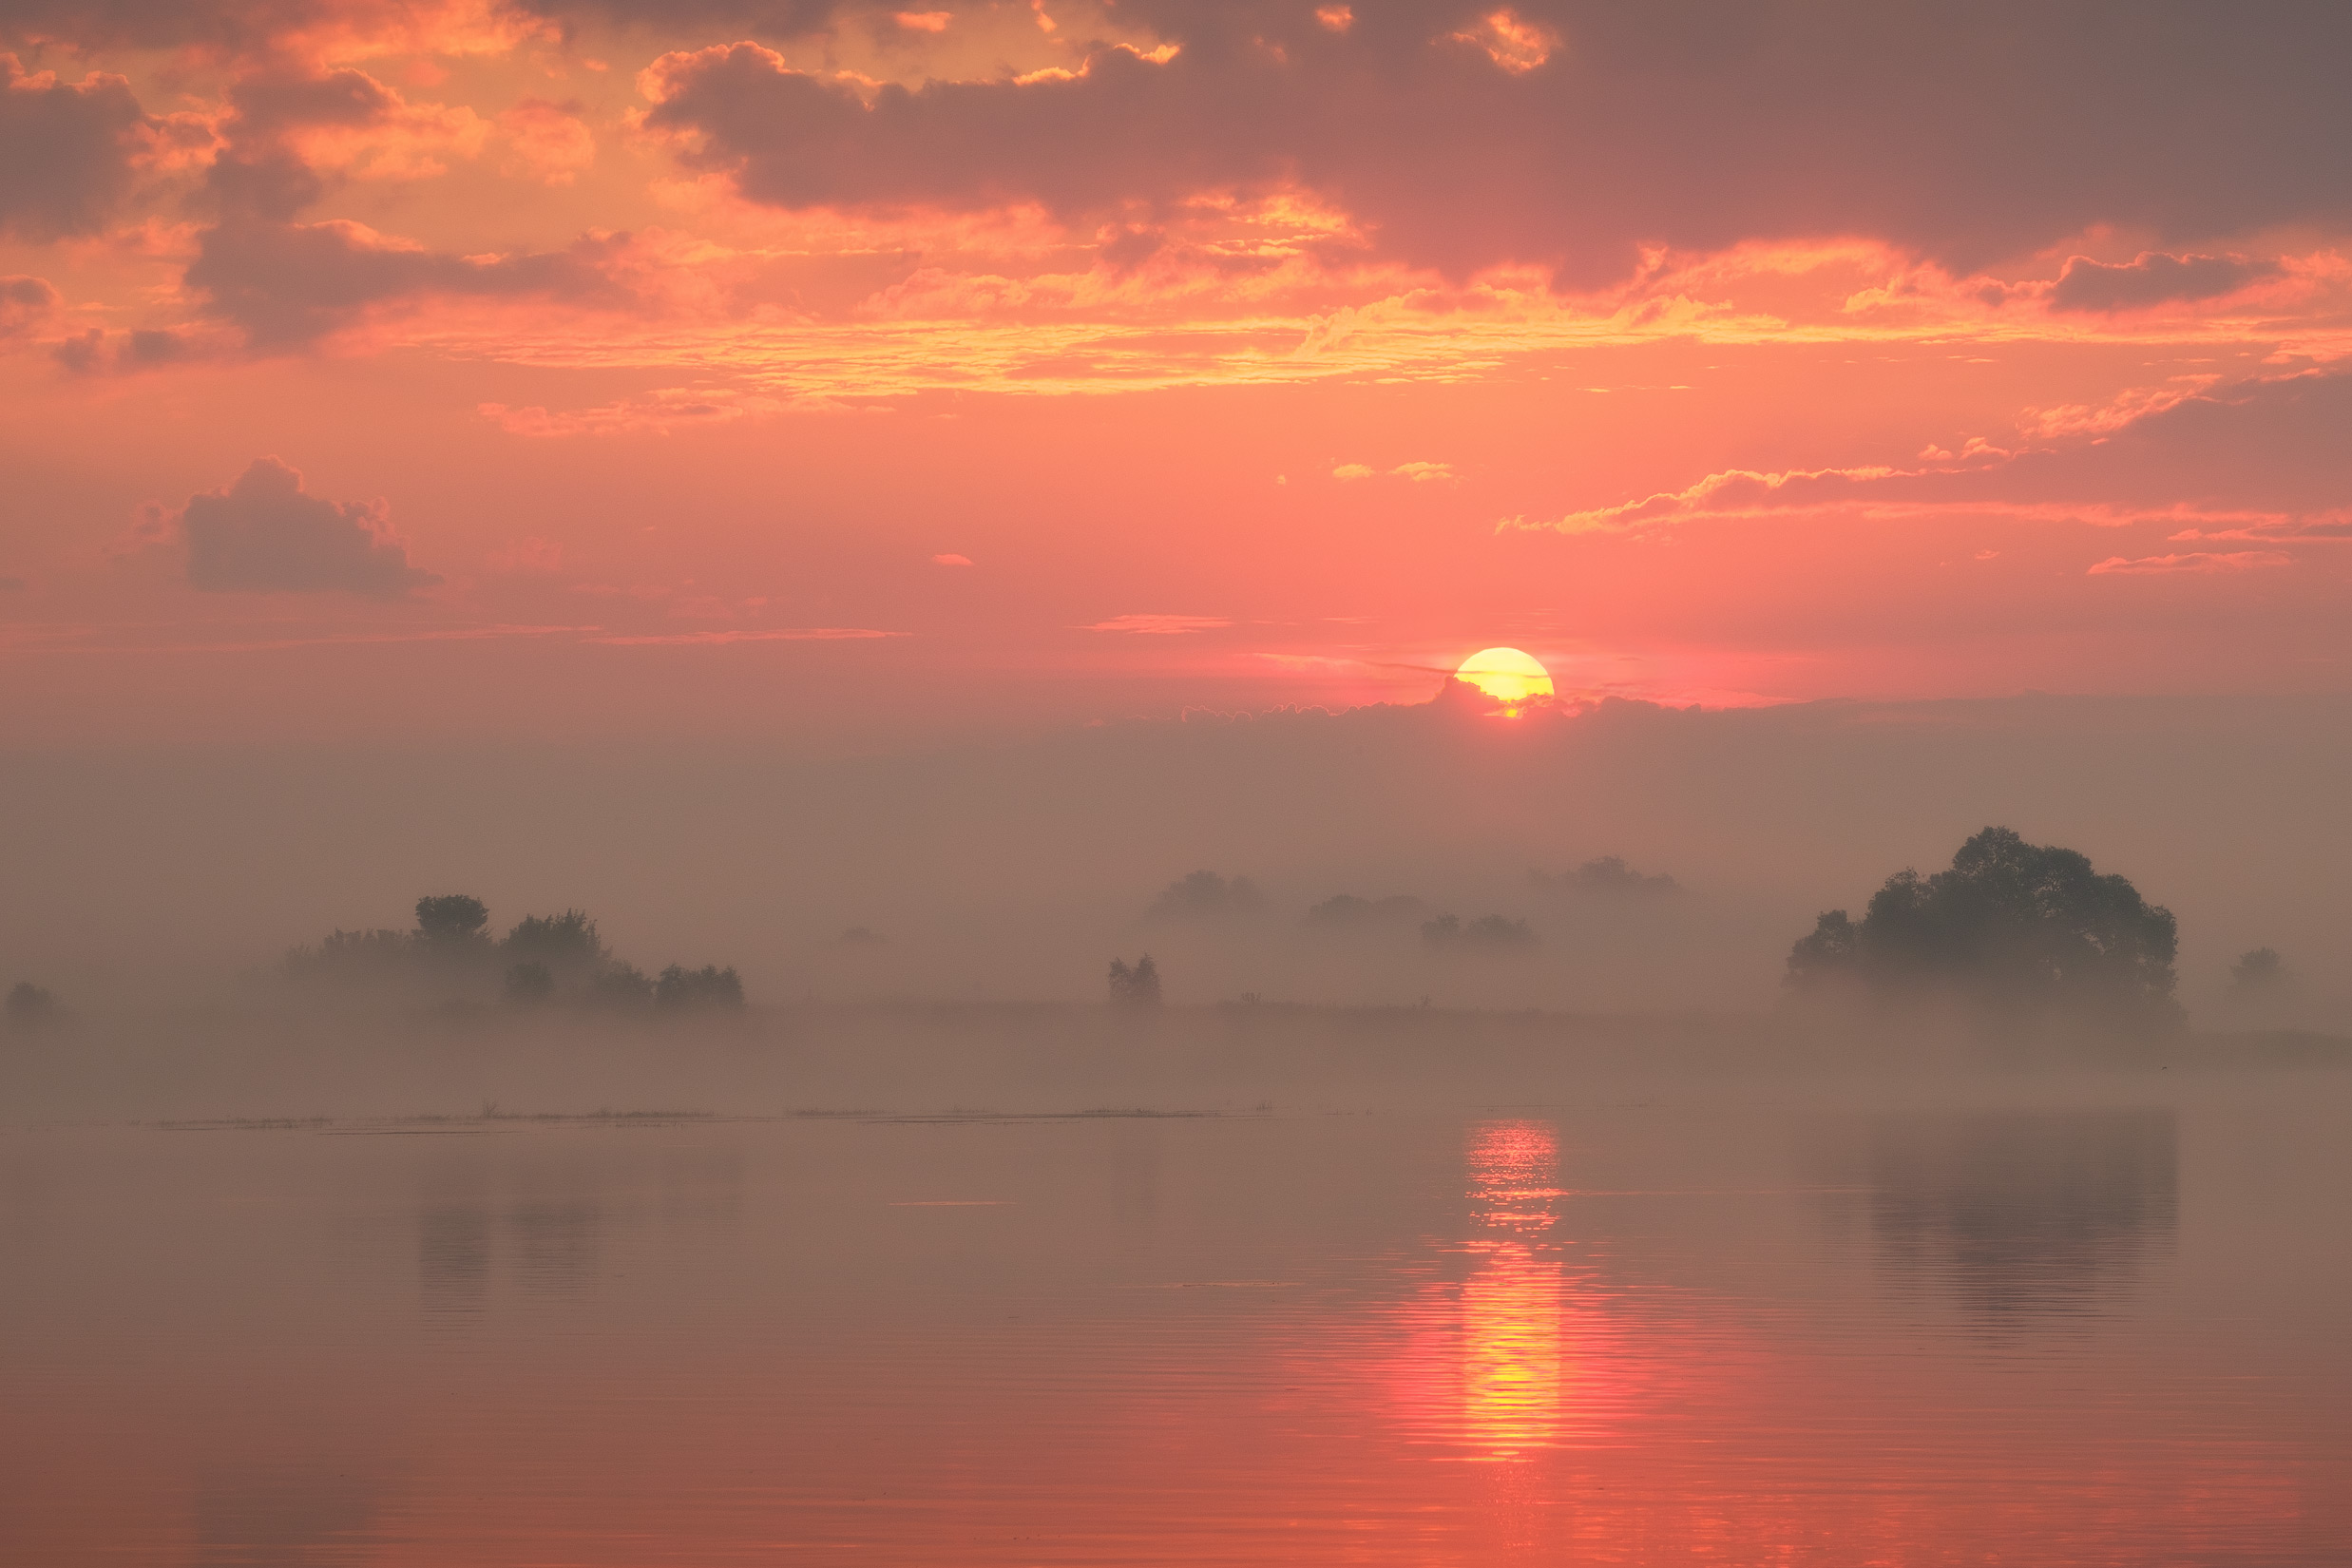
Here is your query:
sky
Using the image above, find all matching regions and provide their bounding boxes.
[3,0,2350,746]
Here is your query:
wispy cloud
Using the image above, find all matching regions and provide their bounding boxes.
[1335,460,1454,483]
[0,622,595,654]
[584,628,908,645]
[2086,551,2291,576]
[1080,614,1232,634]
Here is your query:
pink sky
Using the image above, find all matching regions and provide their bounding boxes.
[4,1,2349,744]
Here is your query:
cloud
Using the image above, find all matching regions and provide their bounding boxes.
[486,536,563,574]
[930,552,973,565]
[1509,461,1922,534]
[1506,368,2352,543]
[0,54,148,239]
[185,218,631,347]
[226,66,490,182]
[163,457,441,596]
[498,96,594,184]
[2167,511,2352,545]
[2086,551,2291,576]
[0,0,832,58]
[0,273,57,336]
[634,6,2352,285]
[1449,8,1558,74]
[1336,460,1455,482]
[0,0,548,63]
[507,0,839,37]
[1081,613,1230,633]
[0,574,26,590]
[2049,252,2279,313]
[585,626,905,644]
[51,326,198,374]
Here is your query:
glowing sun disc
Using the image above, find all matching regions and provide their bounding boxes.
[1457,647,1554,706]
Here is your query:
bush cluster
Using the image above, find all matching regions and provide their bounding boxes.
[288,895,744,1012]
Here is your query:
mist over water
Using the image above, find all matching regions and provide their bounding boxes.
[5,691,2350,1563]
[5,1081,2346,1564]
[5,691,2348,1029]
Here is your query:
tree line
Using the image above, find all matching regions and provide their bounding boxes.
[287,895,743,1012]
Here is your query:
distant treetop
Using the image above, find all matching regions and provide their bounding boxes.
[1108,954,1163,1006]
[414,894,489,945]
[2227,947,2295,1007]
[1145,870,1265,923]
[286,894,746,1014]
[1302,893,1426,930]
[1787,826,2178,1026]
[1531,856,1682,897]
[5,982,59,1029]
[1423,913,1538,952]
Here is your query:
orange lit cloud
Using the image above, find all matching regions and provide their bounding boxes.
[128,456,439,597]
[1451,9,1558,75]
[1083,615,1233,634]
[6,1,2352,743]
[497,96,594,184]
[2087,551,2292,576]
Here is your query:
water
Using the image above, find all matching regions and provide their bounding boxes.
[5,1080,2348,1564]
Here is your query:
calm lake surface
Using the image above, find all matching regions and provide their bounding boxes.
[6,1077,2349,1564]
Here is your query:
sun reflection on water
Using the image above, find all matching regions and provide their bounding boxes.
[1460,1121,1570,1459]
[1383,1119,1620,1463]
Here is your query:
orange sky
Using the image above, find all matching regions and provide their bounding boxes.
[4,1,2350,744]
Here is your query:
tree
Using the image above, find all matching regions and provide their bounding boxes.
[414,894,489,946]
[654,964,744,1011]
[6,982,58,1028]
[285,927,413,984]
[1145,871,1264,922]
[2227,947,2295,1007]
[504,962,555,1005]
[1423,913,1536,950]
[1531,856,1682,897]
[502,910,608,986]
[587,962,656,1009]
[1786,827,2178,1024]
[1108,954,1162,1005]
[1303,893,1426,930]
[1787,909,1860,988]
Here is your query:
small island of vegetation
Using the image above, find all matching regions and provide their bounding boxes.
[288,895,744,1013]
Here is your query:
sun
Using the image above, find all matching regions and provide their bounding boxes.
[1456,647,1554,714]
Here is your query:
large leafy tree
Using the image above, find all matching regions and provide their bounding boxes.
[1788,828,2178,1023]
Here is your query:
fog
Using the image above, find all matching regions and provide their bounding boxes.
[4,686,2348,1120]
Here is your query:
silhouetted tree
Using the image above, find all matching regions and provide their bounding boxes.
[6,982,58,1028]
[285,927,414,983]
[1145,871,1264,922]
[504,961,555,1005]
[414,894,490,946]
[2227,947,2295,1006]
[1108,954,1162,1005]
[654,964,744,1011]
[1786,827,2178,1025]
[502,910,608,987]
[1531,856,1682,896]
[1303,893,1426,930]
[1787,909,1860,988]
[587,962,656,1009]
[1423,914,1536,951]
